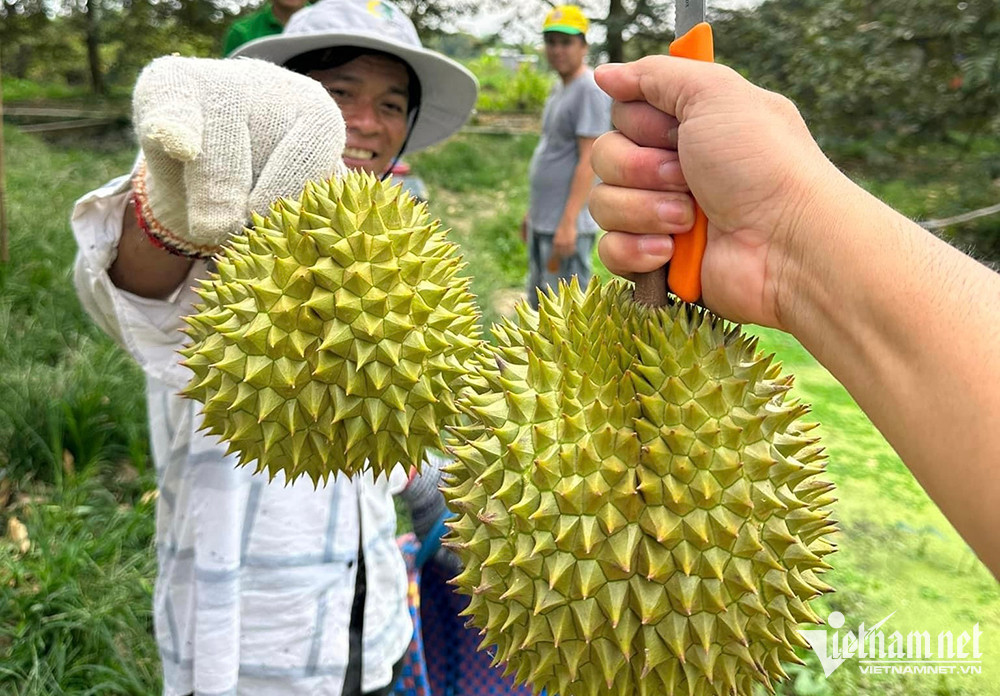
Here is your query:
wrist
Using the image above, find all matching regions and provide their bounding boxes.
[133,161,221,259]
[775,167,900,345]
[110,196,196,299]
[557,218,577,234]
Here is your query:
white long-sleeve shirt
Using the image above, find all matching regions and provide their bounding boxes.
[71,172,412,696]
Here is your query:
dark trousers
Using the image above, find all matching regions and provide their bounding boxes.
[344,544,404,696]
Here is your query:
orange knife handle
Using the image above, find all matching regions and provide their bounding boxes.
[667,22,714,302]
[669,21,715,62]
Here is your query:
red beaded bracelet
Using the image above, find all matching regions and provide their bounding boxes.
[131,162,221,260]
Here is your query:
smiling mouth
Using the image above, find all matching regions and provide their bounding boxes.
[343,147,376,161]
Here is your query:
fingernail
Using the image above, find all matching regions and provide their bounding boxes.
[658,159,681,182]
[637,235,672,256]
[657,200,687,223]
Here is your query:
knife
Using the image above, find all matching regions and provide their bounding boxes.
[667,0,714,303]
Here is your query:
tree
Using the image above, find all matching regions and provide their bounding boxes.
[712,0,1000,144]
[0,0,55,80]
[82,0,104,94]
[482,1,677,63]
[601,0,674,63]
[0,0,238,97]
[393,0,481,41]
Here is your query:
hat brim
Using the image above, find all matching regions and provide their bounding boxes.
[543,25,585,35]
[231,31,478,153]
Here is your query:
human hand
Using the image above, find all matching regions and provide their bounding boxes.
[589,57,845,329]
[400,453,463,575]
[552,218,578,259]
[132,55,347,258]
[520,213,529,243]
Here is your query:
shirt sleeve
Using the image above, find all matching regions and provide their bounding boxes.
[71,164,210,391]
[222,24,248,57]
[574,75,613,139]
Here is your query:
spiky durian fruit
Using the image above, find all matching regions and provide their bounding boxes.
[179,171,480,484]
[442,278,837,696]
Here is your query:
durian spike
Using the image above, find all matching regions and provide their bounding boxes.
[178,171,482,485]
[443,277,835,696]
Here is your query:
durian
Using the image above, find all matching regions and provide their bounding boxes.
[179,171,481,484]
[442,278,837,696]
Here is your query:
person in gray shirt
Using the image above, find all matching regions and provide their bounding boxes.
[522,4,612,309]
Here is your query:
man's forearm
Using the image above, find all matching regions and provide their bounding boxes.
[784,171,1000,575]
[560,158,597,227]
[108,196,194,299]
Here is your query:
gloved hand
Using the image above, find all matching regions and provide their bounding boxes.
[399,452,463,576]
[131,55,347,258]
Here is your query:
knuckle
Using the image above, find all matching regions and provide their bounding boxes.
[623,146,647,180]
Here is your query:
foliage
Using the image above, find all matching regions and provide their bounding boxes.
[0,124,160,696]
[455,0,677,63]
[0,0,63,83]
[422,30,495,61]
[714,0,1000,145]
[0,127,145,482]
[393,0,479,41]
[601,0,674,62]
[410,132,536,330]
[1,75,93,102]
[3,0,999,165]
[466,54,551,113]
[837,137,1000,264]
[0,466,160,695]
[0,0,233,97]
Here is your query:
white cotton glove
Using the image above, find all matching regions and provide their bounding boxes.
[131,55,348,258]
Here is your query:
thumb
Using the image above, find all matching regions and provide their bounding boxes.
[139,117,203,162]
[133,57,205,162]
[595,56,744,121]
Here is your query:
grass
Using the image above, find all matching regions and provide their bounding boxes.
[0,128,145,481]
[0,471,160,694]
[409,132,539,331]
[0,126,158,694]
[2,75,134,107]
[753,328,999,695]
[1,123,997,695]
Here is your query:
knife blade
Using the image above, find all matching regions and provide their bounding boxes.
[675,0,706,37]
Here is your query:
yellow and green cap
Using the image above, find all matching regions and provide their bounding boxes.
[543,5,588,36]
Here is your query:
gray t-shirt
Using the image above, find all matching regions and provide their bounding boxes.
[528,68,612,235]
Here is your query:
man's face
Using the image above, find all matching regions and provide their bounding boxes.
[543,32,587,78]
[308,54,410,175]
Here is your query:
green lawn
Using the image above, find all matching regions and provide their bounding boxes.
[0,126,996,695]
[752,328,998,695]
[0,128,157,693]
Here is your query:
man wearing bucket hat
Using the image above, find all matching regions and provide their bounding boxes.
[523,4,611,310]
[70,1,475,694]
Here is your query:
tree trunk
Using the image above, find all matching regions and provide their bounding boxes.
[85,0,105,95]
[606,0,626,63]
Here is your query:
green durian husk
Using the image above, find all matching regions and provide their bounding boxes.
[442,278,837,696]
[179,171,481,485]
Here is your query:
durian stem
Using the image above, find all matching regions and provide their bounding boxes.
[633,268,668,307]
